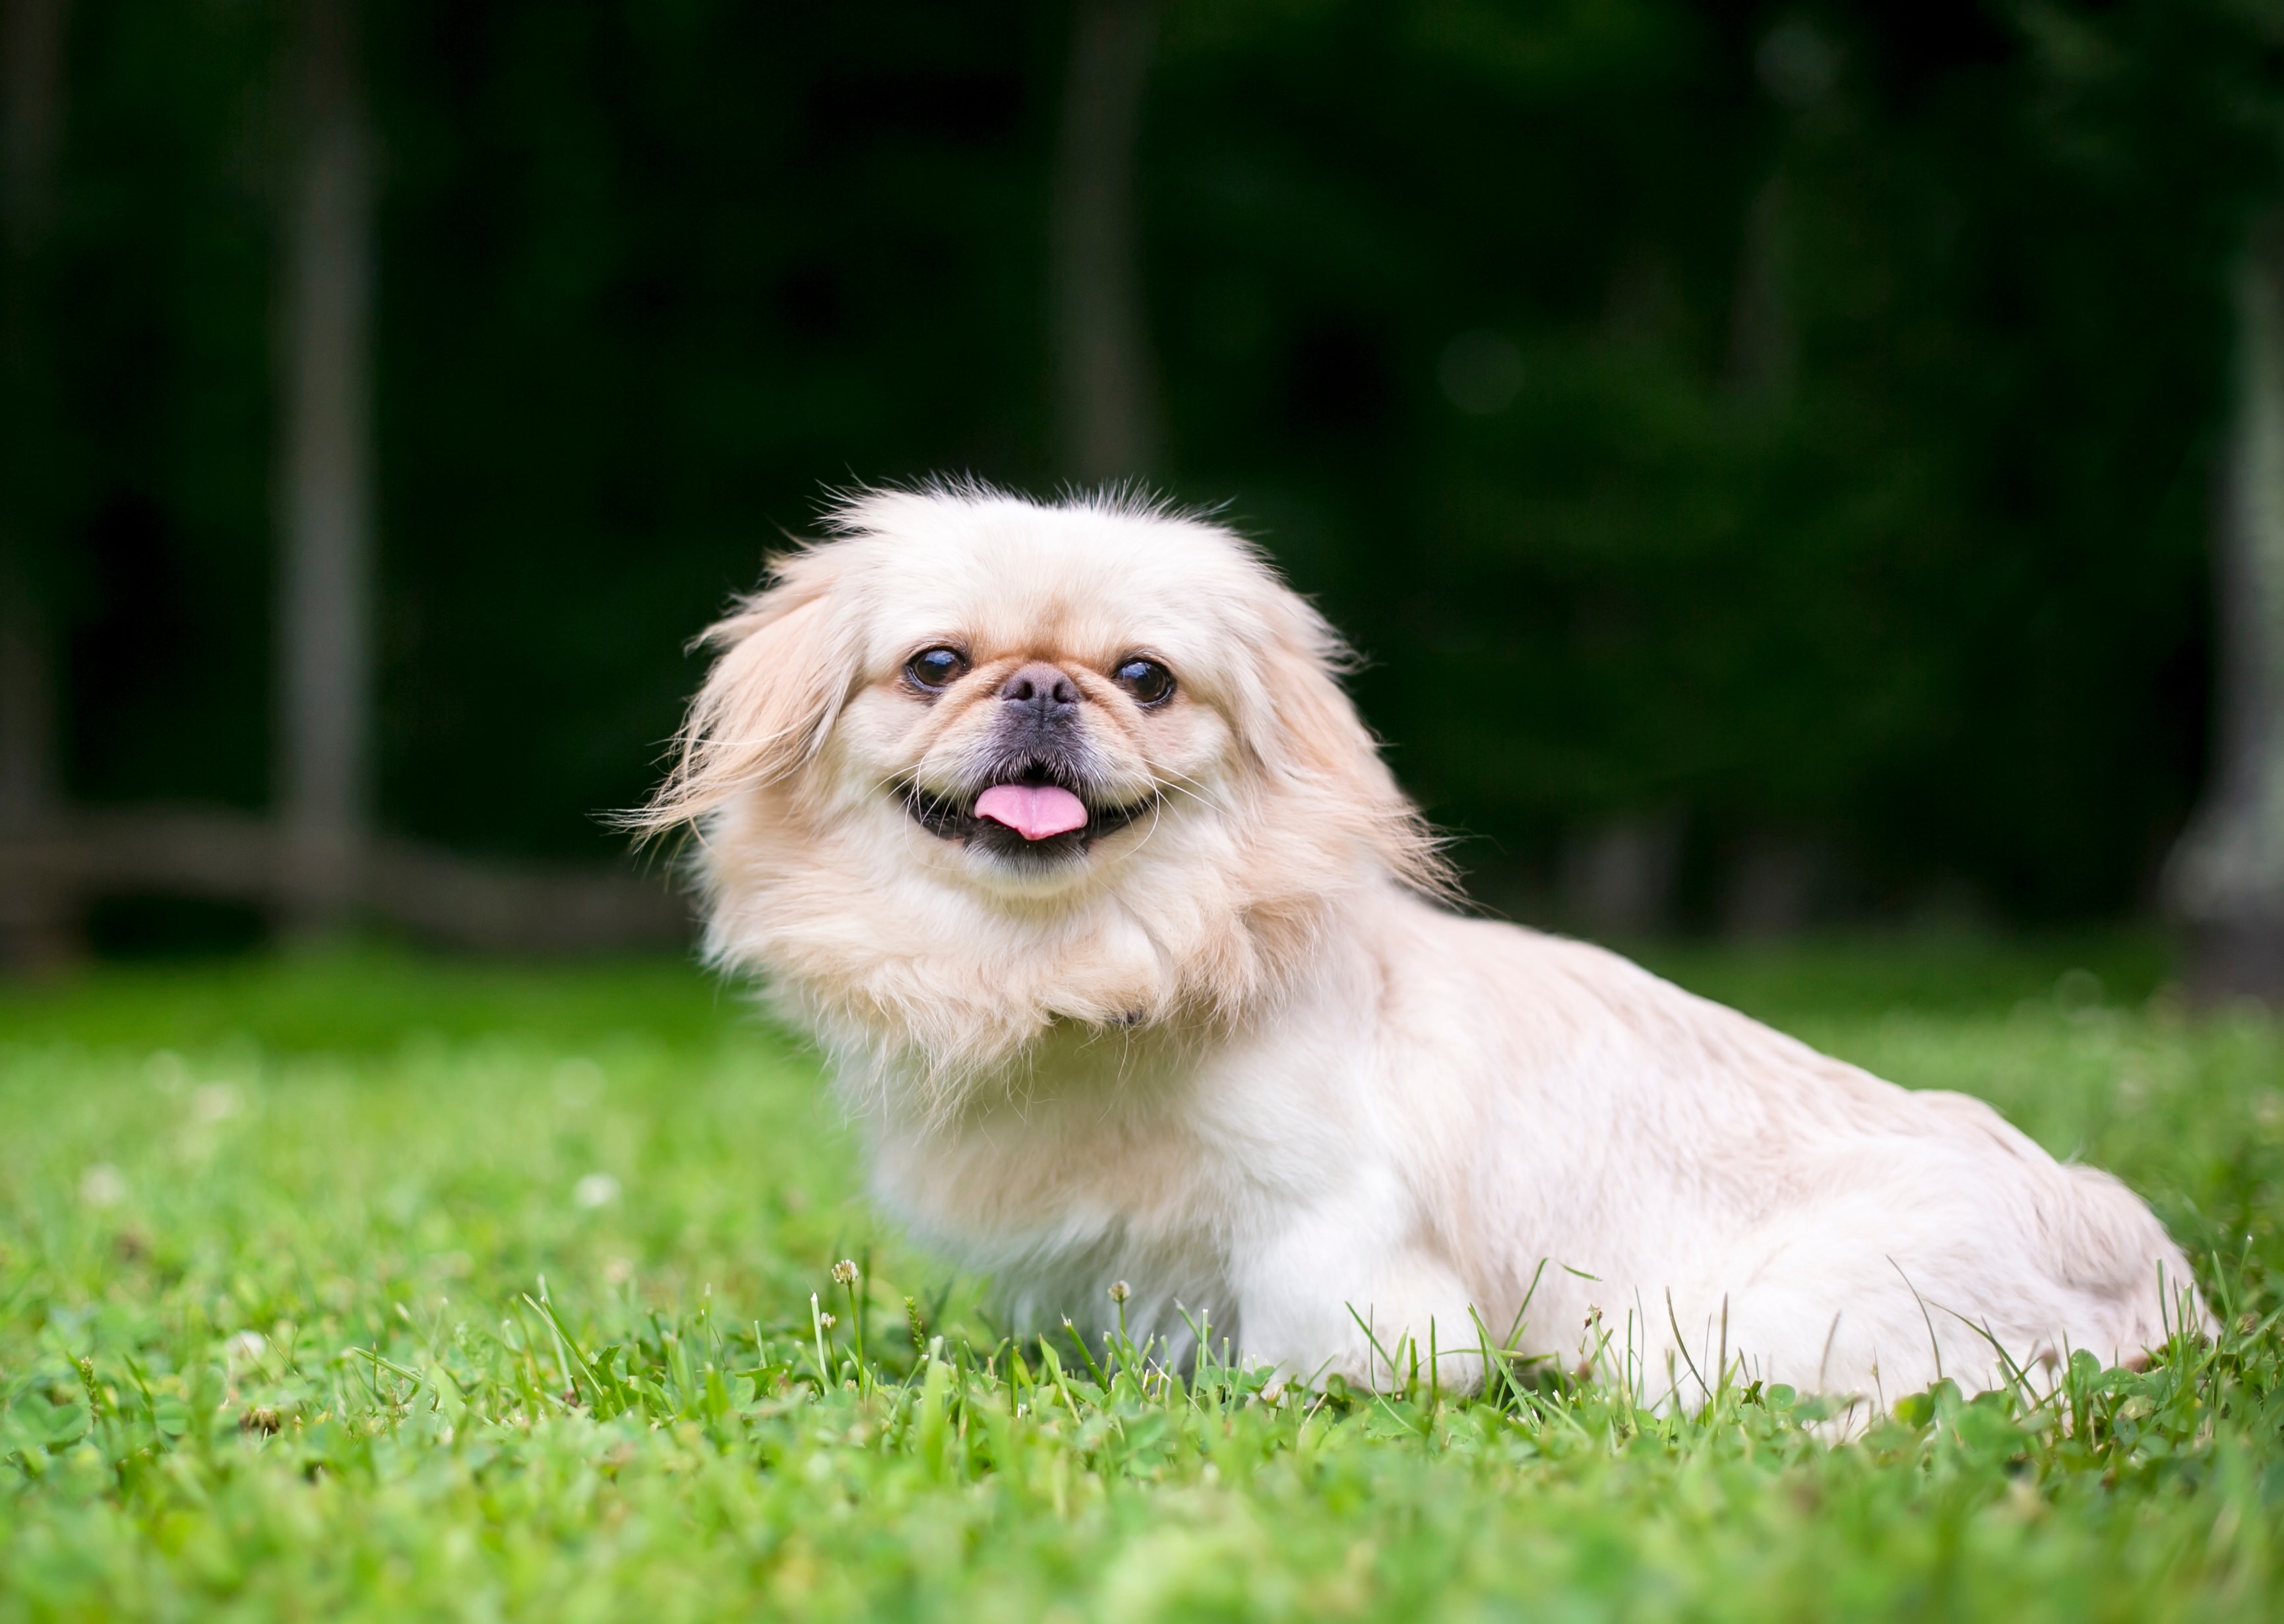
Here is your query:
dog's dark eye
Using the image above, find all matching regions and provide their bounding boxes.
[905,646,969,691]
[1113,657,1175,706]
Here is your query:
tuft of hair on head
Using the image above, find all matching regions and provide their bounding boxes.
[814,472,1216,547]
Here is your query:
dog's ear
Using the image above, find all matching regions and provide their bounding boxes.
[633,549,857,836]
[1241,597,1454,898]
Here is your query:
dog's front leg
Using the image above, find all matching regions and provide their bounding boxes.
[1233,1202,1483,1393]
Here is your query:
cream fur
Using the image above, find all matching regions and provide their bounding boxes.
[646,484,2203,1408]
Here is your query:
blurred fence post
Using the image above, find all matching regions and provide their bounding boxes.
[0,0,73,970]
[276,0,374,939]
[2166,218,2284,1001]
[1051,0,1159,484]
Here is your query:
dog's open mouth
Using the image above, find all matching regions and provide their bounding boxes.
[903,763,1154,856]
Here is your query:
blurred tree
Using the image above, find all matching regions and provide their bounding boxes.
[19,0,2284,947]
[0,0,71,967]
[1051,0,1159,480]
[2169,223,2284,998]
[365,1,1049,859]
[276,0,375,937]
[1149,0,2279,925]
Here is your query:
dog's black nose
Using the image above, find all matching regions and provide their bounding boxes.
[999,662,1080,718]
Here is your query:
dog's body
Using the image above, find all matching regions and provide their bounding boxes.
[651,487,2197,1403]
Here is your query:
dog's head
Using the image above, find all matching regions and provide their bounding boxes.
[640,486,1444,1082]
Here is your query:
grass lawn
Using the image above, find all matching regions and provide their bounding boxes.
[2,933,2281,1620]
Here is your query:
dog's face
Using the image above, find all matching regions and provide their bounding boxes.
[644,489,1442,1073]
[819,505,1276,894]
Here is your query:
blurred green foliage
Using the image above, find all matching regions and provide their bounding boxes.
[30,0,2284,917]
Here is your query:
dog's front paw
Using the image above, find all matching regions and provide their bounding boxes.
[1330,1304,1486,1392]
[1247,1291,1486,1394]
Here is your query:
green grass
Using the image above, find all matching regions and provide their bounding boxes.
[3,936,2283,1621]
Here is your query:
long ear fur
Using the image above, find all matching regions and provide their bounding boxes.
[1245,597,1456,899]
[630,549,855,838]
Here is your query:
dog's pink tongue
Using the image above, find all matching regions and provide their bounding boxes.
[974,783,1089,841]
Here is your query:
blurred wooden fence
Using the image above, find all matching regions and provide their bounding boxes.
[0,807,691,968]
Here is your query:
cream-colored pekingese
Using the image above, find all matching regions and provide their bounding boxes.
[641,484,2200,1405]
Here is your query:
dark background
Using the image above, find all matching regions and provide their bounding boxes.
[23,0,2284,943]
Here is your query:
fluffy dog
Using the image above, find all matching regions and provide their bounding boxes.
[641,485,2200,1404]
